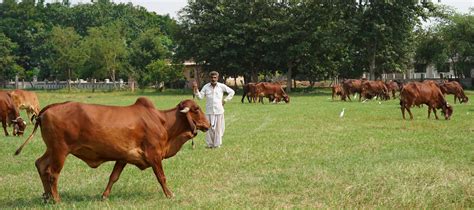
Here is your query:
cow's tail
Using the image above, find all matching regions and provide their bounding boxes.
[14,117,40,156]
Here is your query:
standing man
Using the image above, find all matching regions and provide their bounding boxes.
[194,71,235,148]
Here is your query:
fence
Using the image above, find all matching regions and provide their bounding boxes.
[5,80,130,90]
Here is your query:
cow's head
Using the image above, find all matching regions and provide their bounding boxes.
[283,94,290,103]
[441,102,453,120]
[12,117,26,136]
[178,100,210,135]
[460,95,469,104]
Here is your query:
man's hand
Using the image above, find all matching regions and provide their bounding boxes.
[222,100,225,106]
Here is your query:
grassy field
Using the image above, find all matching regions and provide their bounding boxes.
[0,89,472,208]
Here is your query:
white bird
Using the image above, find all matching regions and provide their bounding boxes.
[339,108,345,118]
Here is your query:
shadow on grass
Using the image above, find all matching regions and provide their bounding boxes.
[1,190,160,208]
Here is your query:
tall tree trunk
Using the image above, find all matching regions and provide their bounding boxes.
[92,78,96,93]
[369,52,376,80]
[67,68,71,92]
[251,69,258,83]
[233,74,238,89]
[286,62,293,93]
[112,68,116,90]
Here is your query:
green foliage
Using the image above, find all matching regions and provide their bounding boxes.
[415,10,474,77]
[80,24,128,83]
[0,33,23,83]
[0,0,176,87]
[46,26,84,80]
[130,28,175,88]
[177,0,435,85]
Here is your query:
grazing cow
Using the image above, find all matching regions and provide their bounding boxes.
[256,82,289,104]
[14,98,210,203]
[385,80,400,99]
[0,91,26,136]
[399,82,453,120]
[241,83,258,103]
[331,83,344,101]
[10,89,40,123]
[361,80,389,101]
[439,81,469,104]
[341,79,363,101]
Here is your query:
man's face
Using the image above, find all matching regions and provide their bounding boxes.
[210,75,218,85]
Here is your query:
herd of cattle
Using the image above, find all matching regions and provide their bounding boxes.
[332,79,469,120]
[1,78,469,203]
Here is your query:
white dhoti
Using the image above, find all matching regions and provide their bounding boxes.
[205,114,225,148]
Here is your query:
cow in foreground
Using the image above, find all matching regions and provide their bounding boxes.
[0,91,26,136]
[10,89,40,123]
[15,98,210,203]
[400,82,453,120]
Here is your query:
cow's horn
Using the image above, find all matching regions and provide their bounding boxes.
[180,107,190,113]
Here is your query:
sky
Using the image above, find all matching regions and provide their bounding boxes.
[56,0,473,20]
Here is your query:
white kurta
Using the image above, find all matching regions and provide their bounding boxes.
[195,82,234,147]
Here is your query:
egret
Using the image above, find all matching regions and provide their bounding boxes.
[340,108,345,118]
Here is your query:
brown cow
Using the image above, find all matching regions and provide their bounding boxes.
[10,89,40,123]
[331,83,344,101]
[0,91,26,136]
[241,83,258,103]
[341,79,363,101]
[361,80,389,101]
[385,80,400,99]
[400,82,453,120]
[439,81,469,104]
[15,98,210,203]
[256,82,289,104]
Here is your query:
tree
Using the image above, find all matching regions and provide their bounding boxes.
[129,28,173,89]
[353,0,435,79]
[0,33,23,86]
[47,26,84,91]
[415,8,474,78]
[81,23,127,88]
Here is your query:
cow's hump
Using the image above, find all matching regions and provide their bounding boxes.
[134,97,156,109]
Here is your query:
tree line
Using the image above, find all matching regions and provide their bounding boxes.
[0,0,472,92]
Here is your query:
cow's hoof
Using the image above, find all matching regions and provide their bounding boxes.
[101,195,109,201]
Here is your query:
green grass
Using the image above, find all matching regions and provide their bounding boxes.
[0,89,472,208]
